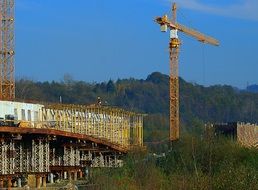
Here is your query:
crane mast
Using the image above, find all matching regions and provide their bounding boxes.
[169,3,180,141]
[155,3,219,141]
[0,0,15,101]
[169,40,180,141]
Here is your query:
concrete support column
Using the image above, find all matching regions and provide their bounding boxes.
[12,180,17,187]
[7,177,12,190]
[36,176,41,189]
[0,179,4,188]
[42,176,47,188]
[64,171,67,180]
[17,178,22,188]
[85,168,89,180]
[79,170,83,179]
[60,171,63,180]
[68,171,72,181]
[49,173,54,184]
[73,172,77,181]
[56,172,60,183]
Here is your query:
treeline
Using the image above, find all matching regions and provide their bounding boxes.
[15,72,258,141]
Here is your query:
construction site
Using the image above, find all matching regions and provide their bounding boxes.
[0,100,144,188]
[0,0,257,189]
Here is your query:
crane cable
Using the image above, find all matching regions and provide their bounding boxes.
[202,43,206,86]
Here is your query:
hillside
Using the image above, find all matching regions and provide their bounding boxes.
[16,72,258,141]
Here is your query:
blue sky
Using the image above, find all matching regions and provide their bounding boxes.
[15,0,258,88]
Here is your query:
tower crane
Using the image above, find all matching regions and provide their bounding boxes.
[155,3,219,141]
[0,0,15,100]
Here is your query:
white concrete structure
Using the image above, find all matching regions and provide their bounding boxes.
[0,100,43,122]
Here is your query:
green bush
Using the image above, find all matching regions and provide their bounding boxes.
[91,133,258,190]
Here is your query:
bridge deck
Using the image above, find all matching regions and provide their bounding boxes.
[0,126,128,153]
[0,101,144,150]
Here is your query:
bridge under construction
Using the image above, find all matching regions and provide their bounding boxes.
[0,0,145,188]
[0,100,144,188]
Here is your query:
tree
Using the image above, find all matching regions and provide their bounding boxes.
[106,80,116,93]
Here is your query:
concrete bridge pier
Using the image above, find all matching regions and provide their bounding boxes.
[73,171,77,181]
[60,171,63,180]
[79,170,83,179]
[64,171,67,180]
[49,173,54,184]
[36,175,41,189]
[35,174,47,189]
[0,179,4,188]
[7,177,12,190]
[42,176,47,188]
[17,178,22,188]
[68,171,72,181]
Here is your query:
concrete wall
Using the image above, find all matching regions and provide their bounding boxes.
[0,100,44,122]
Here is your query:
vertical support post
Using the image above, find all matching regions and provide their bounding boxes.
[68,171,72,181]
[0,179,4,188]
[110,110,114,143]
[42,176,47,188]
[49,173,54,184]
[60,171,63,180]
[7,177,12,190]
[36,175,41,189]
[79,170,83,179]
[141,116,144,146]
[73,171,77,181]
[64,171,67,180]
[17,178,22,188]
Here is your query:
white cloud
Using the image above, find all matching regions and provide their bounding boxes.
[166,0,258,21]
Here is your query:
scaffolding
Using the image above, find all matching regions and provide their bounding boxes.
[31,139,50,173]
[0,140,15,175]
[0,102,144,187]
[63,146,80,166]
[28,104,145,149]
